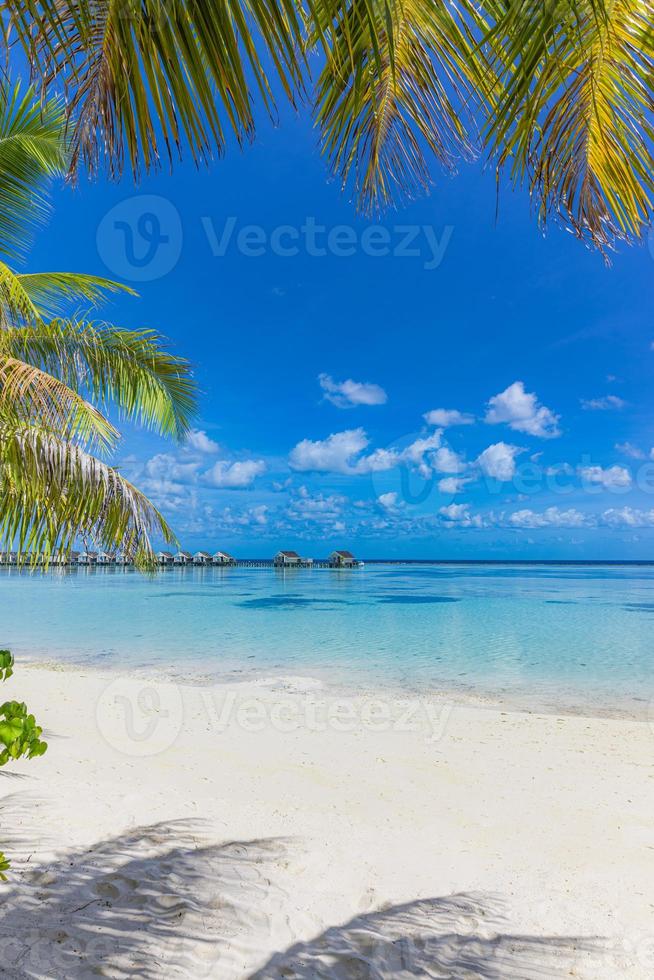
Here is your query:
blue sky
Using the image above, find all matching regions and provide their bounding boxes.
[28,99,654,558]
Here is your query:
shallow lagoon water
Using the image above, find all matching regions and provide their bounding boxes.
[2,562,654,716]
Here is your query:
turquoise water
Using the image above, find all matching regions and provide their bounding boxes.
[1,563,654,716]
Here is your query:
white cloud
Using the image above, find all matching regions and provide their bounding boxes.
[185,429,220,454]
[580,395,626,411]
[319,373,388,408]
[579,465,632,489]
[476,442,522,481]
[615,442,645,460]
[508,507,588,528]
[423,408,474,427]
[485,381,560,438]
[431,446,465,474]
[378,492,400,509]
[144,453,201,484]
[600,507,654,528]
[438,503,483,527]
[289,428,373,473]
[288,428,457,478]
[437,476,467,494]
[286,487,346,523]
[204,459,266,488]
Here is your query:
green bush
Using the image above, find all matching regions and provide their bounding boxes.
[0,650,47,879]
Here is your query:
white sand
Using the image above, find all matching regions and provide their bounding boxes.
[0,665,653,978]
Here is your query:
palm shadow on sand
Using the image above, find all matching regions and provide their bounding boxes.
[0,800,629,979]
[248,893,617,978]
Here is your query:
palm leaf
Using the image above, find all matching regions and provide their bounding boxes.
[312,0,485,212]
[0,354,118,450]
[0,262,135,326]
[0,320,197,440]
[0,82,67,259]
[4,0,307,178]
[480,0,654,249]
[0,421,175,567]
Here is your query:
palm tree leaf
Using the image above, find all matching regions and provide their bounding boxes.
[0,319,197,440]
[0,82,67,259]
[480,0,654,249]
[312,0,486,212]
[15,273,137,318]
[4,0,307,178]
[0,262,136,326]
[0,421,175,567]
[0,354,118,450]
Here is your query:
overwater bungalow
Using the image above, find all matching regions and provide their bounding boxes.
[329,550,357,568]
[97,552,116,565]
[115,552,132,566]
[157,551,174,566]
[274,550,304,567]
[193,551,212,566]
[1,552,17,565]
[212,551,235,566]
[78,551,98,566]
[174,550,192,565]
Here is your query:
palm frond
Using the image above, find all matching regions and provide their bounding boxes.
[312,0,485,212]
[0,320,197,440]
[0,354,118,450]
[0,262,135,326]
[0,82,67,259]
[0,422,175,567]
[15,273,137,318]
[4,0,307,179]
[480,0,654,249]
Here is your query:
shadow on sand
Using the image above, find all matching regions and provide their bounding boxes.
[0,802,628,979]
[248,894,614,979]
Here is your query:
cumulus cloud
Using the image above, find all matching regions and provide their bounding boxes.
[580,395,627,411]
[600,507,654,528]
[286,486,346,523]
[204,459,266,488]
[144,453,201,484]
[508,507,588,528]
[485,381,560,438]
[615,442,645,460]
[185,429,220,454]
[319,373,388,408]
[289,428,372,474]
[437,476,468,494]
[578,465,631,489]
[423,408,474,427]
[378,492,401,509]
[476,442,522,481]
[438,503,483,527]
[288,428,458,479]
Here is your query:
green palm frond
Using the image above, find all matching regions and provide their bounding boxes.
[0,422,175,567]
[0,320,197,440]
[0,354,118,450]
[4,0,306,178]
[480,0,654,249]
[312,0,485,212]
[0,83,67,259]
[15,273,137,318]
[0,262,135,326]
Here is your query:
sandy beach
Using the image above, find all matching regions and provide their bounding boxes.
[0,664,652,978]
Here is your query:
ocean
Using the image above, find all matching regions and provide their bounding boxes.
[2,561,654,717]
